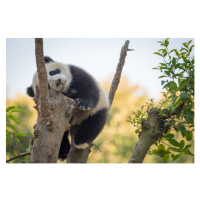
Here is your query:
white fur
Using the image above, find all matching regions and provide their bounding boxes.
[32,62,72,95]
[32,62,109,127]
[74,143,89,149]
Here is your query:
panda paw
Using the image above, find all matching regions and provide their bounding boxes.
[75,98,94,110]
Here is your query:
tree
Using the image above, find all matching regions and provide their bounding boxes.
[128,38,194,163]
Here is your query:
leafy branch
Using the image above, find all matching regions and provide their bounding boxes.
[128,38,194,163]
[6,106,29,163]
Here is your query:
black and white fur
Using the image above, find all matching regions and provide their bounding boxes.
[27,56,109,160]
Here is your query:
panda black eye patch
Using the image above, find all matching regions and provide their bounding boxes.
[49,69,61,76]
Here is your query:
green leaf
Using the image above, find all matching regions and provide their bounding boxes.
[174,50,179,57]
[165,134,174,139]
[188,40,192,45]
[11,109,24,113]
[163,52,167,57]
[163,153,170,163]
[135,129,140,134]
[152,150,159,156]
[180,92,187,101]
[6,106,16,113]
[189,45,194,53]
[184,144,192,150]
[168,139,180,147]
[180,140,185,149]
[169,147,181,153]
[154,52,163,57]
[183,149,194,156]
[186,131,193,141]
[158,144,165,151]
[183,43,188,48]
[165,38,169,47]
[178,80,188,91]
[172,58,176,66]
[15,132,26,137]
[6,114,19,124]
[179,124,187,137]
[6,123,16,131]
[164,81,177,91]
[164,70,171,76]
[159,76,167,78]
[161,80,167,86]
[171,154,180,161]
[15,138,20,143]
[158,150,166,158]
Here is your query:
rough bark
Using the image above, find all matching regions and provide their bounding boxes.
[35,38,50,121]
[129,109,161,163]
[108,40,132,105]
[30,38,76,163]
[30,90,76,163]
[67,40,132,163]
[128,100,187,163]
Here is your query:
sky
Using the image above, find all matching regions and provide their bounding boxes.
[6,38,194,100]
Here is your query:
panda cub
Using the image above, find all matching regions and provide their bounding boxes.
[27,56,109,160]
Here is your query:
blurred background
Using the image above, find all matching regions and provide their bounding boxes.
[6,38,194,163]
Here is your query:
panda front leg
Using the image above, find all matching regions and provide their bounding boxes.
[73,108,108,149]
[75,98,96,111]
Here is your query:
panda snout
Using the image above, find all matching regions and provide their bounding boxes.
[56,79,61,87]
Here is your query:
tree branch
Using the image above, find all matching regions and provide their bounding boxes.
[35,38,50,121]
[129,109,160,163]
[128,100,188,163]
[66,40,132,163]
[108,40,130,106]
[6,152,31,163]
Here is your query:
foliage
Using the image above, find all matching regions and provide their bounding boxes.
[128,39,194,163]
[6,105,31,163]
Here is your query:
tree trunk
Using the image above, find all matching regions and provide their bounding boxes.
[30,90,76,163]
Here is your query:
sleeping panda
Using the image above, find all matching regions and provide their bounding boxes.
[27,56,109,160]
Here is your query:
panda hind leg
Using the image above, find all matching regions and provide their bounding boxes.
[58,131,70,160]
[74,109,108,149]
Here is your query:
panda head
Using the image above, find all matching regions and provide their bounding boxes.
[46,62,71,93]
[27,56,72,97]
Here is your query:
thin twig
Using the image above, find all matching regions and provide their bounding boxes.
[6,152,31,163]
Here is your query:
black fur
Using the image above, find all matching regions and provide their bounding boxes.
[27,57,108,160]
[74,108,108,145]
[49,68,60,76]
[27,86,34,97]
[63,88,78,97]
[58,131,71,160]
[68,65,99,109]
[44,56,54,63]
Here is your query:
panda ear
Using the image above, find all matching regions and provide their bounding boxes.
[27,86,34,97]
[44,56,54,63]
